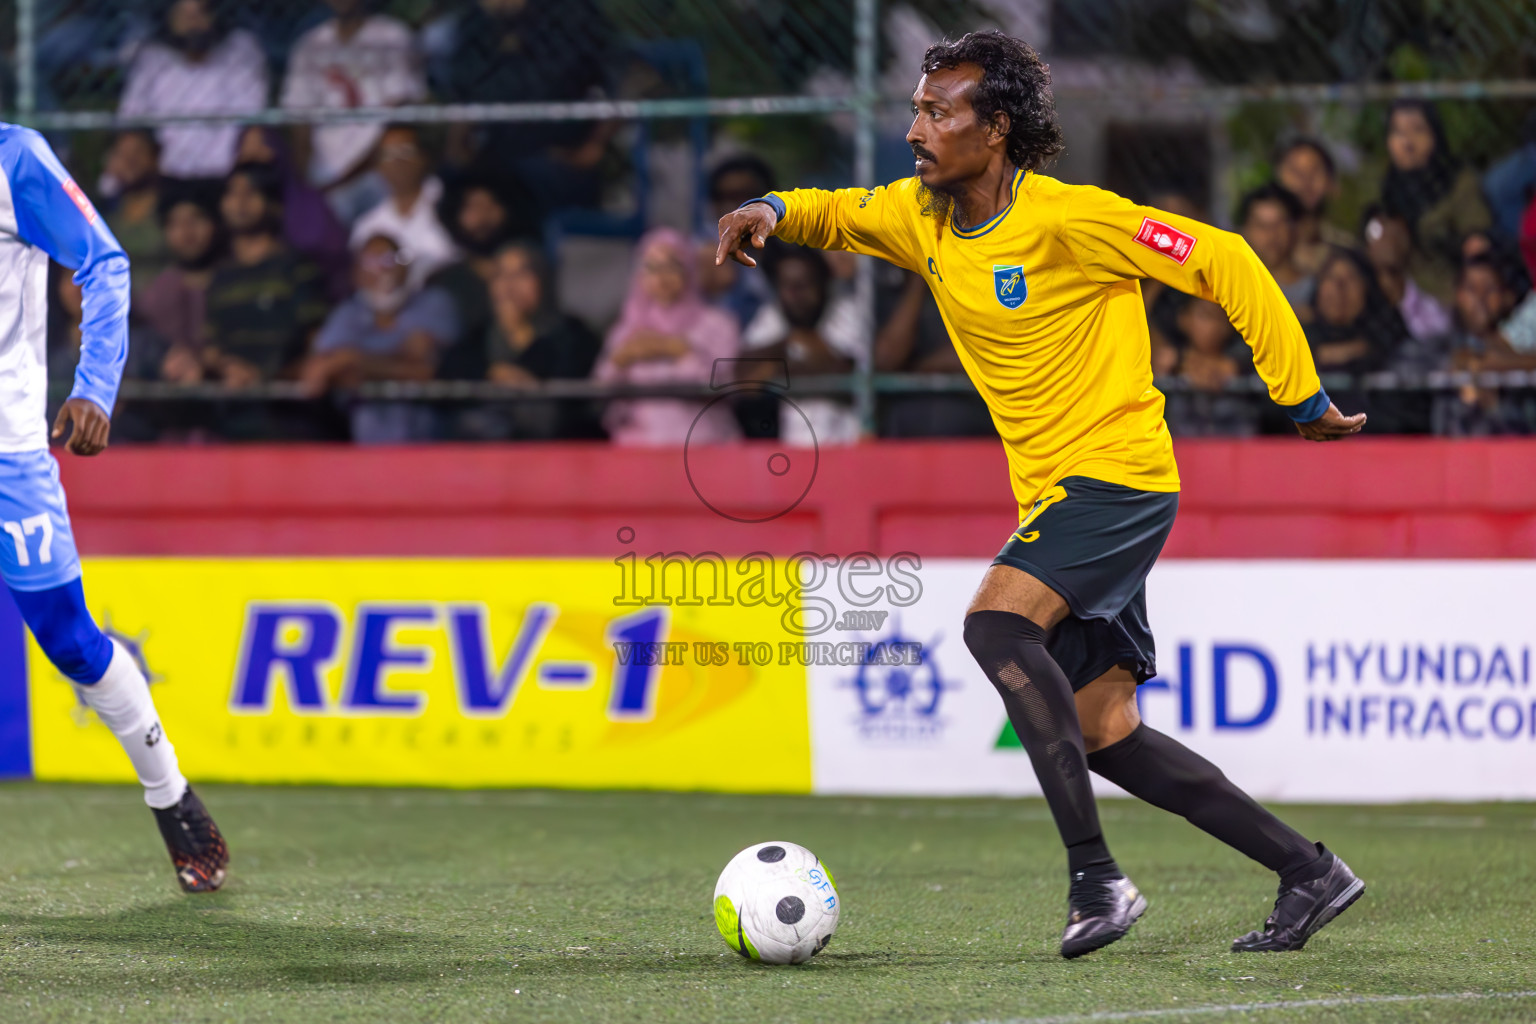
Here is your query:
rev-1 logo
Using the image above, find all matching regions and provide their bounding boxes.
[841,624,955,743]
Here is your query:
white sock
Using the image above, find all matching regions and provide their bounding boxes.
[75,639,189,809]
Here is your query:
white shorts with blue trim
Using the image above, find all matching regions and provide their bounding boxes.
[0,449,82,591]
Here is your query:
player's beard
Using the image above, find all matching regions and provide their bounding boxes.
[914,179,961,222]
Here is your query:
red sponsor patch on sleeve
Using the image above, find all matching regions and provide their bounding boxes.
[61,177,98,225]
[1134,217,1195,265]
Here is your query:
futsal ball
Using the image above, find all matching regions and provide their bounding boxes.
[713,841,840,964]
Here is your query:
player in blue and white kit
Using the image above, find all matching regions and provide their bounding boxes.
[0,122,227,892]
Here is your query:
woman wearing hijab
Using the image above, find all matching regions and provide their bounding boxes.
[235,125,352,301]
[593,228,742,445]
[1306,247,1407,373]
[1379,100,1492,305]
[1306,247,1423,431]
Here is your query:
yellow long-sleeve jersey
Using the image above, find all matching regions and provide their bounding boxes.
[766,170,1325,514]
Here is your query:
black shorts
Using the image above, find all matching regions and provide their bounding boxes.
[991,475,1179,691]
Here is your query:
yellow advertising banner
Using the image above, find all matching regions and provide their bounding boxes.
[29,559,812,791]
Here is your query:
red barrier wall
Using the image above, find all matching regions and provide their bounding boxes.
[56,438,1536,559]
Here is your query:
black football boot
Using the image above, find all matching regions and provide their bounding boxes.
[153,785,229,893]
[1232,845,1363,952]
[1061,873,1147,959]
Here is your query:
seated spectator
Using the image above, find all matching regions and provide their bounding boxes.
[1162,295,1258,437]
[201,163,330,387]
[742,246,865,446]
[441,0,618,221]
[1430,255,1532,434]
[281,0,427,226]
[146,189,224,381]
[873,267,993,437]
[1274,138,1354,276]
[1521,186,1536,288]
[301,234,456,443]
[1237,183,1313,313]
[1481,266,1536,371]
[1361,204,1452,345]
[429,175,522,381]
[1305,248,1406,374]
[1434,255,1521,365]
[1482,112,1536,241]
[98,130,169,298]
[235,126,352,301]
[699,154,779,330]
[350,124,457,288]
[482,243,603,438]
[593,228,740,446]
[118,0,267,182]
[33,3,151,113]
[1380,100,1492,305]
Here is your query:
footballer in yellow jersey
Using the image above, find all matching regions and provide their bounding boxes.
[718,30,1365,960]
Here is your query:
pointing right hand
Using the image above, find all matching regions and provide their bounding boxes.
[715,203,779,268]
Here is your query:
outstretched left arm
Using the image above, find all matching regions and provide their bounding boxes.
[3,128,130,454]
[1060,186,1365,440]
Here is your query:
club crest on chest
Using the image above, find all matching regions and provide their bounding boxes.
[993,265,1027,309]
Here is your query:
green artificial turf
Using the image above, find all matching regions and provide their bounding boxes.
[0,785,1531,1023]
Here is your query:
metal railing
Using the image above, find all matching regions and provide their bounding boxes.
[110,370,1536,404]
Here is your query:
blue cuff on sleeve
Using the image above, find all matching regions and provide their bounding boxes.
[1283,386,1331,423]
[740,195,786,221]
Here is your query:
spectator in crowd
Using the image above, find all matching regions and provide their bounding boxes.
[441,0,618,222]
[1361,204,1453,345]
[1482,112,1536,241]
[201,163,330,388]
[742,246,865,446]
[1430,255,1533,434]
[1305,247,1406,374]
[593,228,740,445]
[33,3,153,114]
[429,175,522,381]
[1237,183,1314,313]
[1162,295,1258,437]
[1522,195,1536,289]
[873,267,993,437]
[235,126,352,301]
[1274,138,1354,276]
[302,234,456,443]
[281,0,428,226]
[118,0,267,181]
[1478,260,1536,371]
[98,130,169,298]
[147,189,223,382]
[350,124,457,288]
[1380,100,1493,305]
[1435,255,1521,365]
[699,154,779,330]
[482,242,603,438]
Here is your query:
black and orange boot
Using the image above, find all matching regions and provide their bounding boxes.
[152,785,229,893]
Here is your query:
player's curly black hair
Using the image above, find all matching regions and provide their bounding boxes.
[921,30,1065,172]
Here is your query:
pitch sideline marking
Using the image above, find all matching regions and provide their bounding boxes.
[968,989,1536,1024]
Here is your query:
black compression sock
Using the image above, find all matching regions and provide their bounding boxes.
[963,610,1120,881]
[1087,723,1322,881]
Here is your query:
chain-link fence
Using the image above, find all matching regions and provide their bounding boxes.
[6,0,1536,442]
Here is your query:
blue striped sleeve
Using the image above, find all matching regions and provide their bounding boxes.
[1,128,130,417]
[1282,386,1331,424]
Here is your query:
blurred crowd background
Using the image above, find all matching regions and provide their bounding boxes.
[8,0,1536,444]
